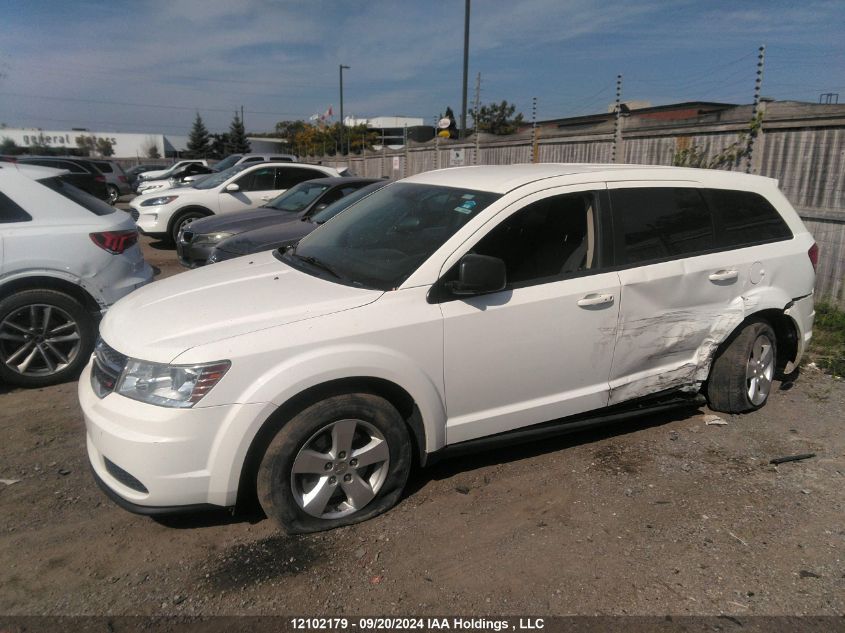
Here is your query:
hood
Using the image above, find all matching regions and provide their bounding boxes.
[217,216,315,254]
[100,249,383,363]
[187,206,300,235]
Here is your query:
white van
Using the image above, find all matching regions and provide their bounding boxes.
[80,164,816,533]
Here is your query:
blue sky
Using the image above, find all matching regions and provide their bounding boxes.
[1,0,844,135]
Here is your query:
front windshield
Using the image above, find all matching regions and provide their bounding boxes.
[213,154,242,171]
[192,163,249,189]
[265,181,330,212]
[311,181,388,224]
[288,183,501,290]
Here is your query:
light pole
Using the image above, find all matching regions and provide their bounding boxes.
[339,64,350,155]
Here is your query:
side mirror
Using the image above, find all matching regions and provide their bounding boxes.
[225,183,240,193]
[446,254,506,296]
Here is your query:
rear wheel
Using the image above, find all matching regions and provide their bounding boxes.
[257,393,412,534]
[0,289,96,388]
[707,320,777,413]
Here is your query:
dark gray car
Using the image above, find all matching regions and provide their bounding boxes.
[177,177,385,268]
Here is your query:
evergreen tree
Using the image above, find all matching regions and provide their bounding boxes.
[186,112,211,157]
[209,133,230,159]
[228,111,251,154]
[475,100,524,136]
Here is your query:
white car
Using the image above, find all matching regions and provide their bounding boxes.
[81,164,816,533]
[0,164,153,387]
[136,159,209,182]
[129,162,341,243]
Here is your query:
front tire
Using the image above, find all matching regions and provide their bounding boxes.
[0,289,97,388]
[169,210,208,245]
[106,184,120,205]
[257,393,412,534]
[707,320,777,413]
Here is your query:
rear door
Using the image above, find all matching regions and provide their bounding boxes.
[439,185,621,444]
[606,182,745,405]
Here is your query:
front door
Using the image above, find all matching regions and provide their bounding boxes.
[439,186,621,444]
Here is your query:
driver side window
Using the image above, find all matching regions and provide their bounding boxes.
[471,192,598,288]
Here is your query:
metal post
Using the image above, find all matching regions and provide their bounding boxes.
[746,45,765,174]
[339,64,350,155]
[460,0,470,139]
[531,97,538,163]
[473,72,481,165]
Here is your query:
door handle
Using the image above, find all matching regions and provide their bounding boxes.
[708,269,738,282]
[577,293,614,307]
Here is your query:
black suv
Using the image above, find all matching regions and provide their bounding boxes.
[16,157,110,201]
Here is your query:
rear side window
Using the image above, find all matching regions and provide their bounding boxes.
[276,168,327,189]
[93,161,113,173]
[703,189,792,247]
[39,177,115,216]
[0,191,32,223]
[611,187,715,265]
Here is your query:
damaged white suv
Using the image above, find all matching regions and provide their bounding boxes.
[80,164,816,533]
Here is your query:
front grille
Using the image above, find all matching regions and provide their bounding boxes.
[104,457,148,493]
[129,209,139,221]
[91,339,128,398]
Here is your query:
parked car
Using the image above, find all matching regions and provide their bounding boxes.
[213,153,298,172]
[129,162,341,243]
[125,164,168,189]
[177,177,384,268]
[81,164,816,533]
[16,156,110,201]
[137,159,209,182]
[0,164,153,387]
[91,160,132,203]
[135,163,216,195]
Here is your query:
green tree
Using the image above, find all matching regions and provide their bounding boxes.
[474,100,524,136]
[96,138,114,157]
[228,112,251,154]
[672,113,763,169]
[209,132,230,159]
[75,135,95,156]
[186,112,211,157]
[1,137,22,155]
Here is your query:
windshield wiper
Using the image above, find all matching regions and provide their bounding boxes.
[291,252,343,280]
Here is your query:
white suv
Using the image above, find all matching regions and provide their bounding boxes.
[80,164,816,533]
[0,164,153,387]
[129,162,341,243]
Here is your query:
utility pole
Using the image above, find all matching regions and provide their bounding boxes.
[611,74,623,163]
[339,64,350,155]
[473,72,481,165]
[746,45,766,174]
[460,0,470,139]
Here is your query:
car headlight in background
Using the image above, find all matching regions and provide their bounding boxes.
[192,232,234,246]
[116,359,230,408]
[140,195,178,207]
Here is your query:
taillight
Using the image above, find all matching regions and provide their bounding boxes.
[808,242,819,272]
[118,175,128,183]
[90,230,138,254]
[95,175,106,182]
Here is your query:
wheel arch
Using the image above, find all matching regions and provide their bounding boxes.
[745,307,799,375]
[0,273,102,313]
[235,376,429,511]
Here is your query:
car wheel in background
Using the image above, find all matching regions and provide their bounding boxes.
[257,393,412,534]
[106,185,120,205]
[0,289,97,388]
[706,320,777,413]
[170,210,208,245]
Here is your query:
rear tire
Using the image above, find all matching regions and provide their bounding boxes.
[0,289,96,388]
[707,320,777,413]
[257,393,412,534]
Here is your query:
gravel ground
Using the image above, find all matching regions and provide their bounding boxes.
[0,232,843,617]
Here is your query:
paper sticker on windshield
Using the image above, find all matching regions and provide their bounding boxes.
[459,199,477,210]
[461,194,475,200]
[454,206,473,214]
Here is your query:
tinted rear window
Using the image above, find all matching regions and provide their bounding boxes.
[0,191,33,223]
[703,189,792,247]
[611,187,715,264]
[39,177,116,216]
[93,161,113,173]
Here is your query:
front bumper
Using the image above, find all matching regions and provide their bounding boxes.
[80,361,270,510]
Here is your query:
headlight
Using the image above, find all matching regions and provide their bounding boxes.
[140,195,178,207]
[117,359,230,408]
[192,232,234,246]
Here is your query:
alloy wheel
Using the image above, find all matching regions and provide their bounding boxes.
[290,418,390,519]
[0,304,82,377]
[746,333,774,406]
